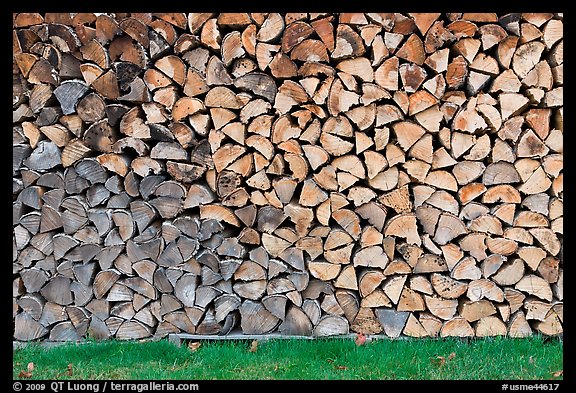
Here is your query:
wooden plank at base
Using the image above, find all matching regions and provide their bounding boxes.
[168,330,411,343]
[169,332,318,341]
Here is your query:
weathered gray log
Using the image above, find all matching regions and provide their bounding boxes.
[312,315,349,336]
[239,300,280,334]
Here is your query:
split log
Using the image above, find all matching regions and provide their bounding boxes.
[312,315,349,336]
[279,306,313,335]
[440,317,474,338]
[116,320,152,340]
[425,295,458,320]
[239,300,280,334]
[375,309,409,338]
[384,213,421,246]
[14,312,49,341]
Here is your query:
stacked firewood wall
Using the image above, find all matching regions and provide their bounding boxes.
[13,12,562,341]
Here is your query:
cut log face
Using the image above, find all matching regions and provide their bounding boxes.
[12,12,563,341]
[375,309,409,338]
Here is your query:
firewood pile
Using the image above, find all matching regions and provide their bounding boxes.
[13,12,562,341]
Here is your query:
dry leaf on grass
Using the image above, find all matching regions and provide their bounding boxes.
[431,353,456,366]
[18,371,32,378]
[431,356,446,366]
[355,333,367,346]
[248,340,258,353]
[552,370,563,377]
[18,362,35,378]
[188,342,201,352]
[56,363,74,378]
[326,358,347,370]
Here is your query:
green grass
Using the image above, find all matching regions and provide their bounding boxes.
[13,336,562,380]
